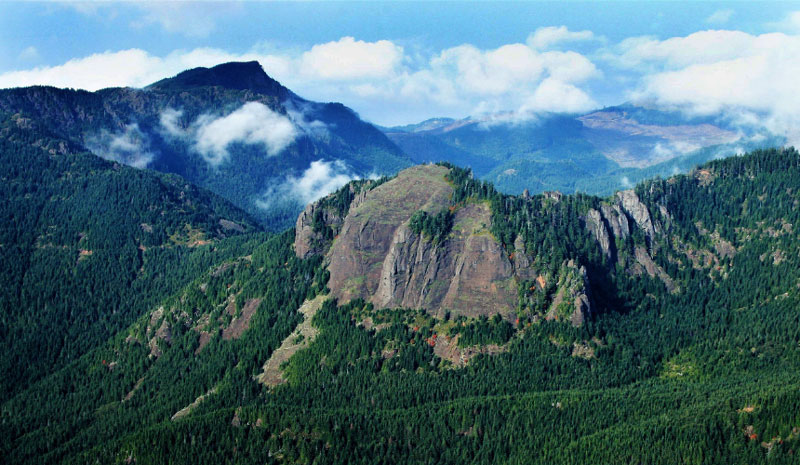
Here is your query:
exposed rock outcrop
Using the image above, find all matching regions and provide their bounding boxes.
[585,208,612,261]
[374,203,517,317]
[323,165,519,318]
[544,260,593,326]
[616,190,659,240]
[325,165,454,303]
[600,204,630,242]
[633,246,679,293]
[294,201,341,259]
[299,164,599,325]
[585,189,678,293]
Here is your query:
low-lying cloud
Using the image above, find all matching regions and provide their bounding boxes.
[193,102,297,165]
[86,123,154,169]
[256,160,360,210]
[160,102,302,166]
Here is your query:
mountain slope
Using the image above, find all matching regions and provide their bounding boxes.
[0,112,260,402]
[3,148,800,464]
[0,61,411,230]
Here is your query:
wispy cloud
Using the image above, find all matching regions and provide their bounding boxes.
[706,9,734,25]
[527,26,596,49]
[158,107,185,138]
[86,123,154,169]
[18,46,39,61]
[57,0,240,38]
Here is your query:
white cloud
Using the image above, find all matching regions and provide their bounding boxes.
[0,33,600,125]
[288,160,357,205]
[518,78,597,115]
[193,102,298,166]
[621,30,800,145]
[0,49,166,90]
[615,30,757,70]
[256,159,359,209]
[527,26,595,49]
[433,43,545,96]
[540,50,600,83]
[399,41,599,121]
[160,101,329,167]
[86,123,154,169]
[299,37,404,80]
[706,9,734,25]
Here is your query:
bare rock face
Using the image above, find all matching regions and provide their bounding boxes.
[512,235,538,280]
[294,203,321,259]
[544,261,593,327]
[374,203,517,317]
[319,165,520,319]
[571,266,594,327]
[294,193,346,259]
[600,204,630,241]
[633,246,678,293]
[326,165,455,306]
[616,190,659,240]
[584,191,680,295]
[585,208,612,260]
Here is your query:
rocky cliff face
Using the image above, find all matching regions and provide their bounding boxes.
[373,202,517,318]
[296,164,600,325]
[584,188,678,293]
[294,165,522,319]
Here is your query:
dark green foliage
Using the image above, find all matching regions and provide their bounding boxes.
[408,208,454,244]
[3,148,800,464]
[450,314,515,347]
[0,116,258,402]
[0,230,325,465]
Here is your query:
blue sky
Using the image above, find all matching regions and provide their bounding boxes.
[2,1,800,134]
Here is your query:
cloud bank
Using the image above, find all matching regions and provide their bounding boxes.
[5,15,800,142]
[0,31,600,125]
[619,27,800,144]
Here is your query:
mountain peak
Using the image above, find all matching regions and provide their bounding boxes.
[148,61,289,97]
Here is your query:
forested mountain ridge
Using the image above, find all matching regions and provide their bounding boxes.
[0,111,260,402]
[2,147,800,464]
[0,61,411,230]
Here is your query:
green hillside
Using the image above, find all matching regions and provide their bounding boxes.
[0,115,259,402]
[2,147,799,464]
